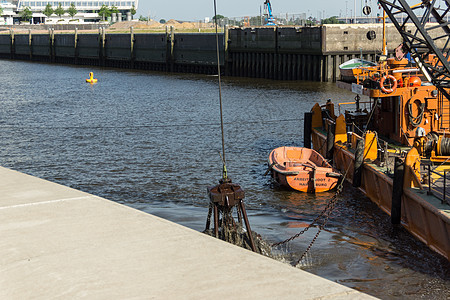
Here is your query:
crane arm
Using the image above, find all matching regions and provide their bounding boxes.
[264,0,275,25]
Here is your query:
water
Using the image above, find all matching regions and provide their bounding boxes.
[0,60,449,298]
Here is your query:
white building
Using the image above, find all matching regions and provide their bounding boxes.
[0,0,139,25]
[1,0,17,25]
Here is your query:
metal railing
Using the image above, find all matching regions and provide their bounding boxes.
[426,165,450,205]
[338,100,372,115]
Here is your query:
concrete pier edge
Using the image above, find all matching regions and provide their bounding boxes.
[0,166,377,299]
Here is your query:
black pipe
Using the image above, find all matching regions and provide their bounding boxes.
[391,156,405,224]
[326,122,335,160]
[304,112,312,149]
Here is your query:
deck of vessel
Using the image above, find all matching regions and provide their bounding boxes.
[0,166,375,299]
[312,127,450,260]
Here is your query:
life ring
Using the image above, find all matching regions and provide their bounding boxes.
[380,74,397,93]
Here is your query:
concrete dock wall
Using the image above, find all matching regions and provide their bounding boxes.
[0,29,223,74]
[77,33,101,61]
[227,27,324,81]
[0,34,11,57]
[0,24,425,81]
[31,34,51,58]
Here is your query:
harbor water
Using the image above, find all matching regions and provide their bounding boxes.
[0,60,449,298]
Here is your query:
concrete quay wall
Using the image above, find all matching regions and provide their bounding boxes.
[0,29,223,74]
[0,24,427,81]
[0,166,377,299]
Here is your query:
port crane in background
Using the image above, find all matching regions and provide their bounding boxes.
[264,0,276,25]
[378,0,450,101]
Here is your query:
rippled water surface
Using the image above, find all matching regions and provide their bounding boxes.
[0,60,449,298]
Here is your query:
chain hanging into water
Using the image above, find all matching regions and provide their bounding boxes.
[293,194,339,266]
[213,0,227,180]
[272,167,348,267]
[271,194,340,248]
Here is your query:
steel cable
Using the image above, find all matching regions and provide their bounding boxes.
[0,118,303,131]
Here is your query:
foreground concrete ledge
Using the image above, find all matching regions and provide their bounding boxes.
[0,167,376,299]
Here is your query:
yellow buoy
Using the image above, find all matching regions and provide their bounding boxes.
[86,72,98,84]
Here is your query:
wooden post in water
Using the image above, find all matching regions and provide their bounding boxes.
[98,27,102,65]
[28,29,32,60]
[10,28,14,59]
[101,27,106,66]
[304,112,312,149]
[224,25,229,76]
[130,26,135,69]
[49,28,55,63]
[391,156,405,224]
[273,27,278,80]
[170,26,175,72]
[353,139,364,187]
[98,27,106,67]
[74,28,78,64]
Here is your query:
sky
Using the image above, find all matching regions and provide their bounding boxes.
[135,0,385,22]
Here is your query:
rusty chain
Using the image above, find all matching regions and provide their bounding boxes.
[293,193,339,266]
[271,193,340,247]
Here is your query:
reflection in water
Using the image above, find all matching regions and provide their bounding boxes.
[0,60,448,299]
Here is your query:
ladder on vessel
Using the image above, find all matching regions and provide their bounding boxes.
[379,0,450,128]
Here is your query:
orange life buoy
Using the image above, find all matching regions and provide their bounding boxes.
[380,74,397,93]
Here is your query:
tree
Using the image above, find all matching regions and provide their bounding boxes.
[159,19,166,24]
[67,3,77,19]
[305,16,317,25]
[43,3,53,18]
[20,6,33,22]
[130,4,136,19]
[0,6,3,17]
[212,14,225,22]
[321,16,344,24]
[54,3,65,18]
[110,5,119,15]
[138,15,148,22]
[212,14,225,26]
[98,5,110,21]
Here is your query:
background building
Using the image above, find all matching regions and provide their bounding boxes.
[0,0,139,25]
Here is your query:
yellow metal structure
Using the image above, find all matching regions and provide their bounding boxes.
[404,147,422,189]
[363,131,378,161]
[311,103,322,128]
[334,114,347,144]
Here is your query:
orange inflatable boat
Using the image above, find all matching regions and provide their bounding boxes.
[267,146,341,193]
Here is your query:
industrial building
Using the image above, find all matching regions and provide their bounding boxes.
[0,0,139,25]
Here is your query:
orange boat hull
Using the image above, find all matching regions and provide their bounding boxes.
[268,146,340,193]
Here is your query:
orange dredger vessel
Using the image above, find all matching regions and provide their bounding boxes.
[268,146,341,193]
[308,73,450,261]
[304,0,450,261]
